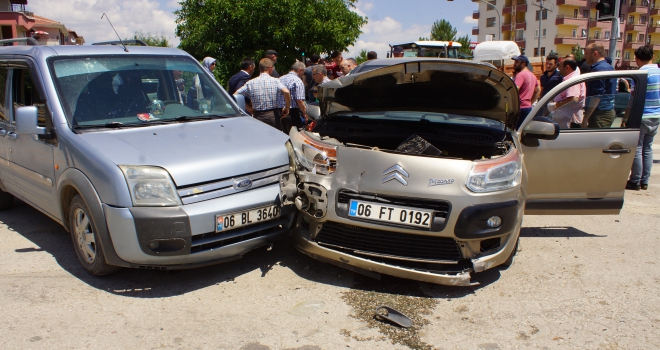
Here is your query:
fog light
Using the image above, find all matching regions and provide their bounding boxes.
[487,216,502,228]
[148,241,160,250]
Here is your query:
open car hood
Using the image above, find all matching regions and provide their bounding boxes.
[318,59,520,129]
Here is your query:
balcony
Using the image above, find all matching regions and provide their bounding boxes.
[557,0,588,5]
[503,5,513,14]
[623,39,645,49]
[650,41,660,50]
[589,18,612,28]
[555,34,587,45]
[625,23,648,32]
[621,59,638,69]
[628,5,649,15]
[588,36,609,43]
[472,26,479,35]
[0,10,34,30]
[516,22,526,30]
[473,11,479,19]
[652,6,660,15]
[516,2,527,12]
[501,23,512,31]
[649,26,660,33]
[556,14,588,26]
[515,37,525,48]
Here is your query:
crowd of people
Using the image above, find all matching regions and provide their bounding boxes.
[225,49,375,134]
[512,43,659,191]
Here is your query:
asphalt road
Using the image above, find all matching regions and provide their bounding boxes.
[1,147,659,349]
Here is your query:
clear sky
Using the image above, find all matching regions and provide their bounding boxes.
[27,0,478,59]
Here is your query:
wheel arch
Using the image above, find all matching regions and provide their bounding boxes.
[57,168,130,268]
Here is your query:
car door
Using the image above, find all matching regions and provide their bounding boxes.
[7,63,57,216]
[0,64,14,193]
[520,70,647,215]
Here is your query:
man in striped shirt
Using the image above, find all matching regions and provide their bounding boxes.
[627,45,660,191]
[235,58,291,129]
[278,61,308,134]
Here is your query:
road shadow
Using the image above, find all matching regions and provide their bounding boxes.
[2,198,502,300]
[520,226,606,238]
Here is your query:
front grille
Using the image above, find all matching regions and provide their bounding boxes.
[316,222,462,262]
[336,190,451,231]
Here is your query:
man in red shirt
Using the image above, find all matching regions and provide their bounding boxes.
[328,51,343,79]
[512,55,540,128]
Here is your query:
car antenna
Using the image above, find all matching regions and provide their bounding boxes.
[101,13,128,52]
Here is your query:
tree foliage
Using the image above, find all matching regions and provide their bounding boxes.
[456,34,471,54]
[572,44,584,61]
[355,49,368,65]
[175,0,367,85]
[430,20,457,41]
[129,30,171,47]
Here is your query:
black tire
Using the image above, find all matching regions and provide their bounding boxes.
[69,195,120,276]
[501,237,519,267]
[0,189,13,210]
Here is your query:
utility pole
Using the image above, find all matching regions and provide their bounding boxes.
[608,0,620,63]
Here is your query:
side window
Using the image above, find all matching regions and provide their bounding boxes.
[0,68,7,123]
[535,74,634,129]
[11,68,47,127]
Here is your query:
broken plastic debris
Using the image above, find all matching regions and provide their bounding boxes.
[288,300,325,316]
[374,305,413,328]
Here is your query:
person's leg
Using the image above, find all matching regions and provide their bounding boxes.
[517,108,531,129]
[628,126,647,187]
[273,108,283,131]
[641,119,659,187]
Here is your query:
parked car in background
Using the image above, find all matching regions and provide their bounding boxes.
[280,58,647,286]
[0,43,294,275]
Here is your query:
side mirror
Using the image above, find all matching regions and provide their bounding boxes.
[15,106,47,135]
[233,94,248,114]
[522,119,559,140]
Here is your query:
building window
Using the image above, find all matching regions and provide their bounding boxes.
[541,47,546,56]
[640,16,647,24]
[619,32,624,40]
[534,48,538,57]
[535,29,539,38]
[515,29,524,41]
[605,31,611,39]
[639,34,645,42]
[605,49,609,57]
[627,33,633,42]
[631,0,636,5]
[616,50,621,58]
[595,30,601,39]
[572,29,577,38]
[485,0,496,6]
[543,28,547,38]
[536,10,548,20]
[486,34,495,41]
[486,17,496,27]
[619,15,625,22]
[583,10,589,19]
[582,29,587,38]
[625,51,631,60]
[574,9,579,18]
[629,15,635,23]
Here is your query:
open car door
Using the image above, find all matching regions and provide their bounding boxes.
[519,70,647,215]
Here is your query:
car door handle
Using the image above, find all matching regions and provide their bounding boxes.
[602,148,630,154]
[7,132,16,140]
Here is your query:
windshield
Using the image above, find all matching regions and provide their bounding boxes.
[333,111,505,130]
[49,55,240,128]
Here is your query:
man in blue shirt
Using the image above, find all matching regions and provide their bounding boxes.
[540,54,563,98]
[582,43,617,128]
[626,45,660,190]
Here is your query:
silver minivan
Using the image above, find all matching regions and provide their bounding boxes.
[0,44,294,275]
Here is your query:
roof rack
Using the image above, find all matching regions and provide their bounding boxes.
[0,38,39,46]
[92,40,148,46]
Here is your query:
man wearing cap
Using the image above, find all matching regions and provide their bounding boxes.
[235,58,291,129]
[512,55,540,128]
[392,46,404,58]
[265,50,280,78]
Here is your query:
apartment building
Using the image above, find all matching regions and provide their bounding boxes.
[472,0,657,69]
[0,0,84,45]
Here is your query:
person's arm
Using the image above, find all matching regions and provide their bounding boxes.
[582,96,601,128]
[281,87,291,117]
[296,99,307,120]
[531,86,541,104]
[555,96,578,109]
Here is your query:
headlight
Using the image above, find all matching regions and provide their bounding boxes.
[466,149,522,193]
[118,165,182,206]
[290,130,337,175]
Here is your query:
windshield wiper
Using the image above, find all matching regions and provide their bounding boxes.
[175,114,233,121]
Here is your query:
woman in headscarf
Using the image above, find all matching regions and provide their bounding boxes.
[189,57,217,106]
[202,57,217,74]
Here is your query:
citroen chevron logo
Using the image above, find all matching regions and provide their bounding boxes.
[382,164,409,186]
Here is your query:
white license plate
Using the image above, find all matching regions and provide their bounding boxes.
[215,205,280,232]
[348,200,433,229]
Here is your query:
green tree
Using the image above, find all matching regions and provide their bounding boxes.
[355,49,369,65]
[128,30,171,47]
[455,34,471,54]
[175,0,367,86]
[572,44,584,61]
[430,19,457,41]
